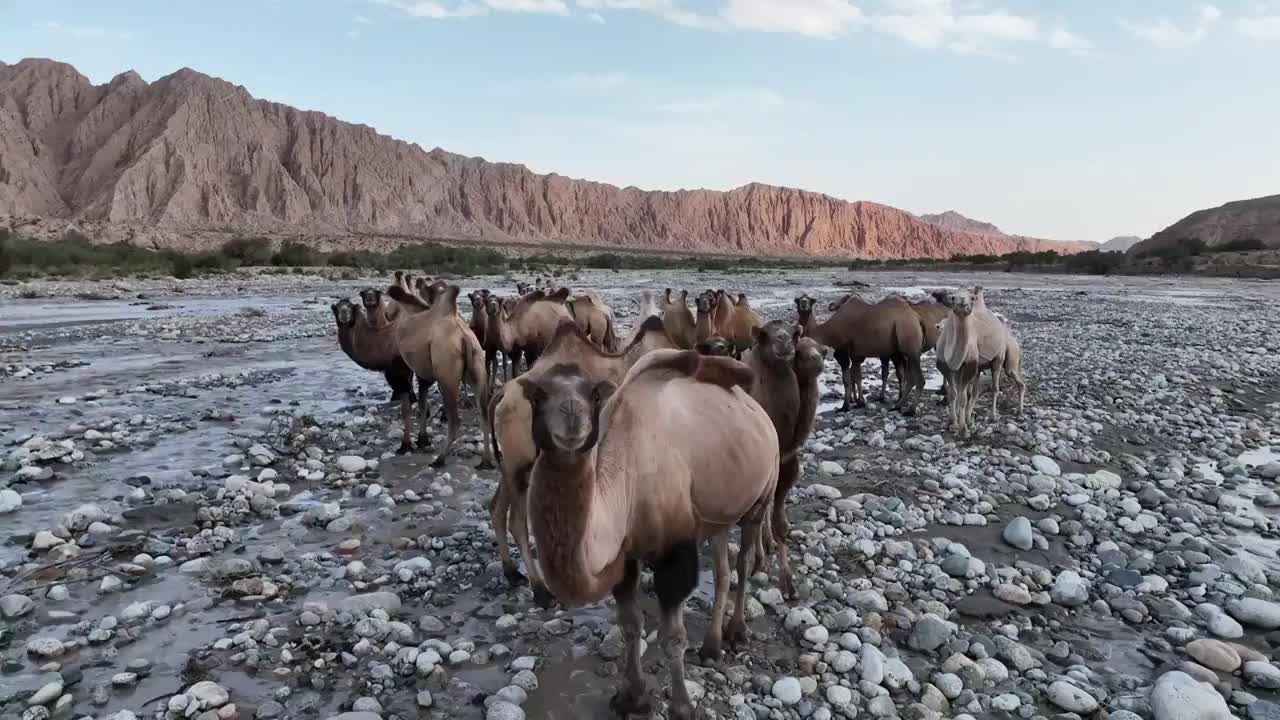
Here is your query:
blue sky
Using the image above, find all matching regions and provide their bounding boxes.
[3,0,1278,241]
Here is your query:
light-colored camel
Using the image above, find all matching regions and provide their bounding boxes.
[999,320,1028,416]
[969,286,1012,421]
[812,294,925,414]
[468,289,505,384]
[694,292,718,345]
[935,289,980,437]
[660,288,696,349]
[523,349,779,720]
[565,291,618,352]
[384,286,494,467]
[935,288,1027,419]
[725,293,764,354]
[700,290,760,354]
[487,317,677,604]
[486,289,573,375]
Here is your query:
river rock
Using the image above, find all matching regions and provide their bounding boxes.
[1245,661,1280,690]
[485,701,524,720]
[1185,639,1241,672]
[1002,517,1033,550]
[336,456,367,473]
[1031,455,1061,476]
[1,594,34,618]
[908,613,955,652]
[1227,598,1280,630]
[26,679,63,707]
[1150,671,1231,720]
[1046,680,1098,713]
[340,592,401,614]
[187,681,230,709]
[771,677,802,705]
[0,488,22,513]
[1050,570,1090,607]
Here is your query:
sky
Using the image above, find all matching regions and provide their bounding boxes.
[2,0,1279,241]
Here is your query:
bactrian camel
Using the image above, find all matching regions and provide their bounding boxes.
[812,294,926,415]
[488,316,677,605]
[384,286,494,467]
[565,291,618,352]
[486,289,573,376]
[522,350,779,720]
[661,288,697,350]
[332,297,417,432]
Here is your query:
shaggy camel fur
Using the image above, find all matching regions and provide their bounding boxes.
[694,293,718,345]
[565,292,618,352]
[812,294,926,414]
[468,290,506,384]
[660,288,697,349]
[935,288,1026,420]
[488,317,678,604]
[383,286,494,467]
[486,290,573,376]
[523,350,779,720]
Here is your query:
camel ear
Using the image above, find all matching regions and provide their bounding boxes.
[664,288,673,303]
[680,289,688,301]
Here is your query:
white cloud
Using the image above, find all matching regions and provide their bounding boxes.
[41,21,133,40]
[556,71,629,92]
[721,0,864,38]
[1236,15,1280,38]
[1120,4,1220,49]
[484,0,569,13]
[1049,27,1092,55]
[348,28,363,38]
[587,11,605,22]
[374,0,567,18]
[575,0,719,29]
[658,87,786,114]
[355,14,374,24]
[869,1,1040,54]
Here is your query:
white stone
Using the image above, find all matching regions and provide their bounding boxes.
[1150,671,1231,720]
[0,488,22,514]
[1047,680,1098,713]
[336,456,367,473]
[1031,455,1061,476]
[771,676,802,705]
[1050,570,1090,607]
[819,461,845,476]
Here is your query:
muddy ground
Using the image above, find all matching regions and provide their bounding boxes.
[2,269,1280,720]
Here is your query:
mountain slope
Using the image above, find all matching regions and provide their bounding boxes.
[917,210,1004,236]
[1100,236,1142,253]
[1132,195,1280,255]
[0,57,1091,259]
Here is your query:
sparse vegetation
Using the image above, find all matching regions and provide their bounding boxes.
[221,236,274,265]
[1215,237,1265,253]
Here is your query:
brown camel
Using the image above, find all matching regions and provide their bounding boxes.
[867,297,951,404]
[523,350,779,720]
[565,291,618,352]
[332,297,416,412]
[468,290,504,384]
[694,292,718,345]
[488,317,678,604]
[384,286,494,467]
[695,336,733,356]
[794,294,818,337]
[661,288,696,349]
[486,290,573,375]
[719,291,763,354]
[812,294,925,415]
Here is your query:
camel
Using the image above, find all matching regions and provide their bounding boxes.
[469,290,506,384]
[660,289,697,349]
[713,291,763,355]
[522,349,779,720]
[332,297,416,411]
[383,286,494,467]
[812,294,926,414]
[694,292,718,345]
[485,289,573,376]
[565,292,618,352]
[695,336,733,356]
[795,294,818,337]
[487,317,678,604]
[935,290,981,437]
[1000,321,1028,416]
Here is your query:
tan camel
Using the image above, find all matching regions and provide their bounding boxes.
[811,294,925,414]
[794,294,818,337]
[384,286,494,467]
[487,317,678,604]
[968,286,1011,422]
[565,291,618,352]
[725,293,764,354]
[523,350,779,720]
[660,288,697,349]
[999,320,1028,416]
[485,290,573,375]
[622,290,663,350]
[694,292,718,345]
[332,298,417,420]
[468,289,504,384]
[695,336,734,356]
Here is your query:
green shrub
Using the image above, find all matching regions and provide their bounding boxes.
[169,253,194,279]
[1217,237,1265,253]
[271,240,316,267]
[222,236,273,265]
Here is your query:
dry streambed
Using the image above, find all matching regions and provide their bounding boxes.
[2,270,1280,720]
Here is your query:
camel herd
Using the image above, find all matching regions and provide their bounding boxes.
[331,273,1028,719]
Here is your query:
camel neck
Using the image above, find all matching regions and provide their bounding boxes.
[798,311,815,337]
[336,324,356,357]
[528,449,626,605]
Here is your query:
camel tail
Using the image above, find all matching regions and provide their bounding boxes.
[387,286,430,310]
[603,313,619,353]
[487,383,506,463]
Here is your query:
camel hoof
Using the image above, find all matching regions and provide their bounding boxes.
[503,566,526,586]
[396,442,414,456]
[429,455,447,468]
[782,578,797,602]
[852,399,866,409]
[476,458,495,471]
[836,402,850,413]
[608,686,651,717]
[416,434,433,450]
[532,584,557,609]
[667,701,697,720]
[697,641,722,663]
[725,620,750,650]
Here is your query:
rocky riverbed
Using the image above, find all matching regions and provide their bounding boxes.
[3,269,1280,720]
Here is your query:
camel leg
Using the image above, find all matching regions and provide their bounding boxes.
[397,394,415,455]
[727,519,759,650]
[699,533,731,662]
[430,380,461,468]
[774,456,799,601]
[878,358,891,403]
[752,508,771,576]
[490,483,521,584]
[1011,370,1026,416]
[471,362,495,470]
[834,350,852,412]
[990,359,1003,420]
[852,358,866,408]
[653,543,697,720]
[416,377,433,450]
[608,558,650,717]
[898,354,921,417]
[510,480,553,607]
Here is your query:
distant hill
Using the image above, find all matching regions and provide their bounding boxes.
[0,57,1093,259]
[1131,194,1280,255]
[917,210,1004,237]
[1100,236,1142,253]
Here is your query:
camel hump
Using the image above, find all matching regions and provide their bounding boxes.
[387,286,429,310]
[547,287,571,303]
[548,316,593,348]
[695,355,755,392]
[626,349,755,393]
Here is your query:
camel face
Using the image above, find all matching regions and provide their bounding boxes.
[943,290,974,316]
[695,294,714,315]
[332,299,357,327]
[754,320,798,366]
[795,295,815,315]
[525,367,614,454]
[359,288,382,313]
[795,337,829,378]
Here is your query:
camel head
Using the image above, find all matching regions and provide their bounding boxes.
[663,288,673,304]
[754,320,799,366]
[929,289,952,307]
[695,293,715,316]
[469,290,487,313]
[695,336,733,357]
[794,337,830,379]
[485,295,506,321]
[359,288,383,313]
[940,289,974,316]
[734,292,748,306]
[827,294,852,312]
[794,294,816,316]
[332,298,358,328]
[516,281,532,295]
[523,365,616,456]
